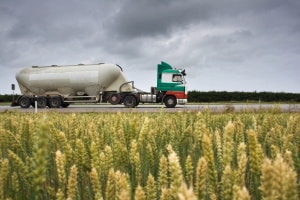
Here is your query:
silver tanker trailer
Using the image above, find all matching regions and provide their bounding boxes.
[15,62,187,108]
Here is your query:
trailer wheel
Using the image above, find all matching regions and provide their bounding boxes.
[49,96,61,108]
[37,96,47,108]
[164,96,177,108]
[109,93,121,105]
[123,95,137,108]
[19,96,31,108]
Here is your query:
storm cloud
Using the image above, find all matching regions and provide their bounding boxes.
[0,0,299,94]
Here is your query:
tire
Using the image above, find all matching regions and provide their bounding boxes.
[164,96,177,108]
[48,96,61,108]
[123,95,137,108]
[108,93,121,105]
[37,96,47,108]
[61,102,70,108]
[19,96,31,108]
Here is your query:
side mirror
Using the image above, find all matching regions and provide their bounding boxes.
[181,69,186,76]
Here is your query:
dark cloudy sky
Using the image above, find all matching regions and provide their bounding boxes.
[1,0,300,94]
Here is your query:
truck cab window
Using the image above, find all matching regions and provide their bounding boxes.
[162,73,183,83]
[172,74,183,82]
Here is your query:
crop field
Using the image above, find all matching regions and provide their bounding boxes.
[0,110,299,199]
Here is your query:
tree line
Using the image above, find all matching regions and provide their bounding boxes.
[1,91,300,103]
[188,91,300,102]
[0,94,17,102]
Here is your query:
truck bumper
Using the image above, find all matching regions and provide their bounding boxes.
[177,98,187,105]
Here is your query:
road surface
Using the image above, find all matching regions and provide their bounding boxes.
[1,103,299,113]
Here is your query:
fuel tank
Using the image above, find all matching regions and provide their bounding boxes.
[15,63,134,96]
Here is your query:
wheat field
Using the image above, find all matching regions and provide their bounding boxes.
[0,109,299,199]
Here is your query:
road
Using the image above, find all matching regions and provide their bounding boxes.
[1,103,299,113]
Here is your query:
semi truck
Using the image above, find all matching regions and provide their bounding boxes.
[15,61,187,108]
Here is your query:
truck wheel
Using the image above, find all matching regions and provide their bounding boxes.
[164,96,177,108]
[123,95,137,108]
[37,96,47,108]
[61,102,70,108]
[49,96,61,108]
[109,93,121,105]
[19,96,31,108]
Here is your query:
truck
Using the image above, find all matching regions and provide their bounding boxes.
[15,61,187,108]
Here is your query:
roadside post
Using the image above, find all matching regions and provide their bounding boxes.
[11,84,15,103]
[35,96,37,113]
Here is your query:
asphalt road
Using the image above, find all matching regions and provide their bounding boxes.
[1,103,299,113]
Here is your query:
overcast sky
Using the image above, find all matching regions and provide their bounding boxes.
[1,0,300,95]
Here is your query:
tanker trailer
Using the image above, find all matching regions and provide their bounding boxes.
[15,63,136,108]
[15,61,187,108]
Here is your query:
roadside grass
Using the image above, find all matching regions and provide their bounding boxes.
[0,102,11,106]
[186,101,300,105]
